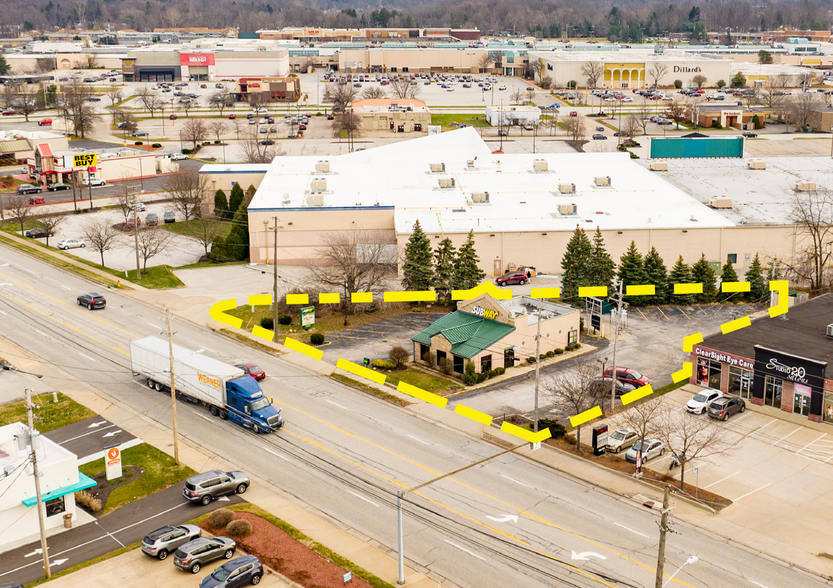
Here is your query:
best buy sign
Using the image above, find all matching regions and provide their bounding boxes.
[72,153,97,168]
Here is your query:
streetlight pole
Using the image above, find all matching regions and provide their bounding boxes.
[532,298,542,437]
[610,278,625,413]
[165,305,181,465]
[663,556,698,588]
[25,388,51,579]
[133,193,141,281]
[270,217,280,342]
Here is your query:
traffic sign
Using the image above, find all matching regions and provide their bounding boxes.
[72,153,97,169]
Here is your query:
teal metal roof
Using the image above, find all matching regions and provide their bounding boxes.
[22,472,96,507]
[412,311,515,359]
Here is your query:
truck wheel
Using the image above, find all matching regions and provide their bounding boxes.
[236,483,248,495]
[220,410,228,420]
[154,382,162,391]
[200,495,212,506]
[210,405,219,417]
[146,379,154,388]
[252,423,261,434]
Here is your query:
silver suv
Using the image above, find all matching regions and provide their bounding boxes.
[183,470,250,506]
[142,524,201,560]
[174,537,236,573]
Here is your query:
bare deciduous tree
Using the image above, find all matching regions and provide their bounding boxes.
[136,226,173,271]
[106,88,123,106]
[786,187,833,294]
[665,99,687,129]
[389,77,421,100]
[360,87,387,100]
[83,53,99,70]
[332,111,362,150]
[82,218,121,267]
[580,61,604,113]
[210,90,234,116]
[510,89,524,105]
[564,115,586,141]
[6,194,33,235]
[207,121,227,145]
[323,81,358,113]
[134,86,161,118]
[187,219,223,256]
[59,80,100,138]
[649,63,669,88]
[762,74,789,108]
[789,92,819,130]
[623,114,641,137]
[542,359,599,452]
[37,208,65,247]
[240,127,283,163]
[114,178,141,224]
[164,169,209,223]
[14,93,39,122]
[180,118,207,150]
[617,398,664,453]
[691,74,707,89]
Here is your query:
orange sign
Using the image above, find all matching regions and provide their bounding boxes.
[105,446,122,480]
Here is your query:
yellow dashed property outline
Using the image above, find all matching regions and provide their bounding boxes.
[208,279,790,443]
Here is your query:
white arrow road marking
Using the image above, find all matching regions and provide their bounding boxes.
[262,447,289,462]
[346,490,379,507]
[500,475,532,488]
[24,549,43,557]
[102,430,122,438]
[445,541,485,561]
[50,559,69,566]
[0,263,8,266]
[87,421,107,429]
[21,268,36,275]
[0,283,13,286]
[750,581,770,588]
[60,424,115,444]
[571,551,607,561]
[217,496,230,502]
[486,514,519,523]
[406,434,430,445]
[614,523,649,538]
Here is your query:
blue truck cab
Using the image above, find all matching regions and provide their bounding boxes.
[225,375,283,433]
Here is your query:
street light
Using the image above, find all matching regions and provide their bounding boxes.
[1,365,43,378]
[662,555,698,587]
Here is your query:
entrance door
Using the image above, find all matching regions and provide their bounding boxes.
[794,383,811,416]
[503,348,514,368]
[494,259,502,277]
[765,375,783,409]
[436,350,447,369]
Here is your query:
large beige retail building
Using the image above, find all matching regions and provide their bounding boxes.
[201,128,810,278]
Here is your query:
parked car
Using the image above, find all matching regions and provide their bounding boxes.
[77,292,106,310]
[685,388,723,414]
[606,428,639,453]
[133,201,146,211]
[235,363,265,381]
[625,438,665,463]
[215,83,224,88]
[141,524,201,560]
[47,182,71,191]
[2,109,17,115]
[200,555,263,588]
[604,367,650,387]
[183,470,250,505]
[17,184,41,195]
[145,212,159,226]
[613,131,631,137]
[742,131,757,138]
[174,537,237,573]
[590,377,637,398]
[24,227,54,238]
[592,133,607,140]
[707,396,746,420]
[228,114,236,119]
[496,271,528,287]
[57,238,85,250]
[595,126,605,132]
[569,111,578,117]
[37,118,52,126]
[132,130,149,137]
[164,210,176,223]
[171,152,188,160]
[200,83,208,89]
[82,177,106,187]
[28,195,46,205]
[258,139,275,145]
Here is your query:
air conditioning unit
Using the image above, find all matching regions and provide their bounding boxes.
[310,177,327,192]
[533,159,548,172]
[466,159,476,169]
[471,191,489,203]
[429,162,446,173]
[558,203,577,215]
[649,161,668,171]
[796,181,816,192]
[559,183,576,194]
[315,160,330,173]
[438,177,456,189]
[747,159,766,170]
[594,176,611,187]
[709,196,733,209]
[308,194,324,206]
[827,324,833,339]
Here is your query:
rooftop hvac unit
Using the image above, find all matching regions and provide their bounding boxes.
[308,194,324,206]
[429,162,446,173]
[649,161,668,171]
[466,159,476,169]
[559,183,576,194]
[310,177,327,192]
[747,159,766,170]
[315,160,331,173]
[594,176,611,187]
[438,177,456,189]
[827,324,833,339]
[796,181,816,192]
[533,159,548,172]
[558,203,577,215]
[709,196,733,209]
[471,191,489,203]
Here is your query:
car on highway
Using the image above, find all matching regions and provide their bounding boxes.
[235,363,265,381]
[606,428,639,453]
[24,227,54,238]
[28,195,45,204]
[164,210,176,223]
[171,152,188,160]
[37,118,52,126]
[685,388,723,414]
[258,139,275,145]
[174,537,237,574]
[742,131,757,138]
[132,130,149,137]
[47,182,71,191]
[2,109,17,116]
[82,177,106,187]
[592,133,607,140]
[141,524,201,560]
[200,555,263,588]
[183,470,250,505]
[707,396,746,420]
[170,114,178,120]
[17,184,41,195]
[569,111,578,116]
[625,438,665,463]
[496,271,529,287]
[596,126,605,132]
[604,367,650,388]
[77,292,106,310]
[228,114,236,119]
[57,238,85,250]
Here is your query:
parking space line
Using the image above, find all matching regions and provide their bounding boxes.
[727,413,752,427]
[655,307,669,321]
[745,418,777,439]
[633,307,649,321]
[677,307,691,320]
[733,482,772,502]
[796,433,827,455]
[771,426,801,446]
[704,470,740,489]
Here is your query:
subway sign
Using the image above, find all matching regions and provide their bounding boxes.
[472,306,499,320]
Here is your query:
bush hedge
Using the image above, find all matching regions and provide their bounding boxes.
[208,508,235,528]
[370,359,396,369]
[225,519,253,539]
[151,143,162,148]
[278,315,292,326]
[134,141,143,145]
[537,419,567,438]
[260,317,274,330]
[389,346,409,369]
[310,333,325,345]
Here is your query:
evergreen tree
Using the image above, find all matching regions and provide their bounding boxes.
[668,256,694,305]
[767,256,782,282]
[746,253,767,303]
[618,241,650,306]
[643,247,669,304]
[0,55,9,76]
[401,220,434,291]
[432,237,457,304]
[453,230,486,290]
[227,183,244,220]
[213,189,229,218]
[691,253,717,303]
[588,227,615,297]
[560,226,593,303]
[209,234,227,261]
[719,260,739,302]
[245,184,257,203]
[224,199,250,260]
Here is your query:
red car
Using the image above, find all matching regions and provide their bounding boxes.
[604,367,650,388]
[496,271,529,286]
[236,363,266,381]
[2,109,16,116]
[38,118,52,126]
[28,195,46,205]
[569,111,577,117]
[169,114,177,120]
[228,114,236,119]
[299,123,307,130]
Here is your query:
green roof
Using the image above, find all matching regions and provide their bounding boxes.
[412,311,515,359]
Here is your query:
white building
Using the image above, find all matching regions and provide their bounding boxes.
[485,105,540,126]
[0,422,95,549]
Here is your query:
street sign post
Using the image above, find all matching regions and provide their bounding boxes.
[300,306,315,330]
[105,445,122,481]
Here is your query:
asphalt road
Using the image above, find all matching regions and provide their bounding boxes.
[0,242,827,588]
[0,484,243,585]
[43,415,138,461]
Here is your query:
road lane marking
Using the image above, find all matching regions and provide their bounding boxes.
[703,471,740,489]
[79,353,97,362]
[21,268,36,275]
[445,540,485,561]
[346,490,379,507]
[407,434,430,445]
[500,475,532,488]
[0,310,6,315]
[771,426,801,446]
[733,483,772,502]
[326,400,352,411]
[189,410,214,423]
[147,323,164,330]
[95,521,125,548]
[750,581,771,588]
[34,329,49,338]
[262,447,289,462]
[614,523,649,538]
[60,285,71,290]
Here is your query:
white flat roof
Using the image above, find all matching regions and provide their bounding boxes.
[530,49,726,63]
[247,127,734,234]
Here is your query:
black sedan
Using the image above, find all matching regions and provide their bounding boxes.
[77,293,106,310]
[47,182,71,191]
[24,227,54,238]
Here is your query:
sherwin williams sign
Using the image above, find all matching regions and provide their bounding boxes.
[180,53,215,66]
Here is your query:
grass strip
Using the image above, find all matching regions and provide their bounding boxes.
[217,329,285,356]
[330,374,411,407]
[0,392,95,432]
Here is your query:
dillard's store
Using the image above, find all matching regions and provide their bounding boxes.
[690,294,833,423]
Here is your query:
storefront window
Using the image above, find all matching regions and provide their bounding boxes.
[568,330,578,346]
[45,496,65,517]
[824,392,833,424]
[481,355,492,373]
[765,375,783,409]
[696,358,722,389]
[794,383,811,416]
[728,366,753,398]
[453,355,465,374]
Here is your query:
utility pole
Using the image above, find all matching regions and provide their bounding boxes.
[133,194,141,281]
[654,486,676,588]
[533,298,542,436]
[270,217,279,341]
[610,278,626,413]
[25,388,51,579]
[165,306,181,465]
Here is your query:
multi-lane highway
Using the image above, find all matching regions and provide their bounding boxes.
[0,242,826,588]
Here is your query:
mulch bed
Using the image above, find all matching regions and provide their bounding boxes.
[79,465,144,517]
[202,512,375,588]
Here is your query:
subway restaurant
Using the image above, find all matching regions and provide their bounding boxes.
[411,293,580,375]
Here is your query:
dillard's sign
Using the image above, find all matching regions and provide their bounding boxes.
[673,66,702,73]
[695,347,753,370]
[471,306,499,320]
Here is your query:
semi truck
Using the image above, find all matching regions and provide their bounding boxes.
[129,336,283,433]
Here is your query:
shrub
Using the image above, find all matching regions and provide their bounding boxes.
[75,490,102,512]
[485,369,496,379]
[370,359,396,369]
[310,333,325,345]
[225,519,253,539]
[462,373,475,386]
[545,350,555,358]
[539,354,546,360]
[563,435,577,445]
[182,148,192,154]
[527,357,537,364]
[151,143,162,148]
[208,508,235,528]
[134,141,143,145]
[389,346,409,369]
[554,348,564,355]
[629,151,639,159]
[465,361,476,376]
[495,367,506,375]
[427,353,436,368]
[674,79,683,89]
[476,372,487,383]
[410,307,424,312]
[537,419,566,438]
[711,120,722,129]
[214,140,220,144]
[278,315,292,326]
[260,317,274,330]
